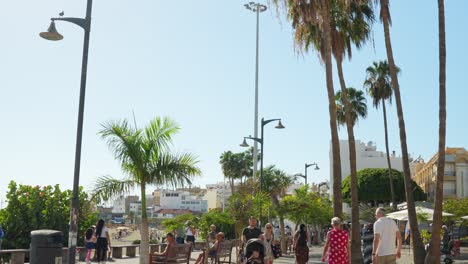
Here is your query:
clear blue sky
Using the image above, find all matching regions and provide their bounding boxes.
[1,1,467,197]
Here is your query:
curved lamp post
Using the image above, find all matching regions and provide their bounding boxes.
[240,117,284,227]
[40,1,93,263]
[295,162,319,185]
[244,2,267,182]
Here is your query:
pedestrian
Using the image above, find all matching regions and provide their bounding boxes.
[208,224,217,244]
[372,207,402,264]
[95,219,111,264]
[321,217,350,264]
[0,224,4,250]
[262,223,275,264]
[242,216,262,243]
[294,224,309,264]
[362,223,374,264]
[84,227,96,264]
[186,224,196,246]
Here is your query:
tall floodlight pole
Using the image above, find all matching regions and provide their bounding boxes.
[40,1,93,262]
[244,2,267,181]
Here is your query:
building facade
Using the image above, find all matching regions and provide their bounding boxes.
[412,148,468,200]
[159,190,208,213]
[329,140,404,194]
[203,182,231,210]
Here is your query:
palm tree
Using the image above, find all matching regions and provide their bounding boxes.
[328,2,373,261]
[91,117,201,264]
[219,149,253,193]
[426,0,446,262]
[335,87,368,127]
[272,0,343,217]
[374,0,426,260]
[261,165,295,252]
[363,60,398,210]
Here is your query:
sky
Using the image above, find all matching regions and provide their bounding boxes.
[0,1,467,200]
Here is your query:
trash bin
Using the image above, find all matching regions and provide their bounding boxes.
[30,230,63,264]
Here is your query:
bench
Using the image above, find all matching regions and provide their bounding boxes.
[213,240,233,264]
[111,244,139,258]
[149,243,192,264]
[0,249,29,264]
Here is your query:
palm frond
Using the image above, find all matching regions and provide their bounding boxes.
[150,152,201,188]
[90,175,137,204]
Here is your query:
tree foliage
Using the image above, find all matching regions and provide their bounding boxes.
[0,181,97,250]
[161,210,235,240]
[279,186,333,226]
[341,168,426,204]
[443,198,468,219]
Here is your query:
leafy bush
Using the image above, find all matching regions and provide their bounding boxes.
[0,181,97,249]
[342,168,427,204]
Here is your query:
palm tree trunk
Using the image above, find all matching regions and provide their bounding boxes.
[231,178,235,195]
[382,100,396,210]
[320,0,342,217]
[139,183,150,264]
[425,0,446,262]
[336,58,362,263]
[380,0,425,261]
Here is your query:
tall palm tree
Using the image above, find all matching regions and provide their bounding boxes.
[91,117,201,264]
[363,60,398,210]
[328,2,373,261]
[374,0,426,260]
[335,87,368,127]
[272,0,343,217]
[262,165,295,252]
[426,0,446,262]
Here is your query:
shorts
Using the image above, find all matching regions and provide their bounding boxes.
[186,235,195,243]
[86,242,95,250]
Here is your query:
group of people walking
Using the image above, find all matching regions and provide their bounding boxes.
[320,207,402,264]
[83,219,111,264]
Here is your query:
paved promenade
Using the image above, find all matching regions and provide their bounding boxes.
[77,245,468,264]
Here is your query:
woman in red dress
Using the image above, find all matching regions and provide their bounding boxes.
[321,217,350,264]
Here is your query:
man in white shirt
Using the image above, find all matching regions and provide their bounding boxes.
[373,207,402,264]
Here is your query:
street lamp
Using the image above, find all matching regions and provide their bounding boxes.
[296,162,319,185]
[244,2,267,182]
[40,1,93,263]
[240,118,284,227]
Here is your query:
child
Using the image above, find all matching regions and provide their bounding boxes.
[84,227,96,264]
[245,249,263,264]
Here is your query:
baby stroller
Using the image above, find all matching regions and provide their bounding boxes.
[440,240,454,264]
[243,239,265,264]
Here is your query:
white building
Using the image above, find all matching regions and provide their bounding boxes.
[112,195,126,214]
[160,190,208,213]
[203,182,231,210]
[329,140,403,194]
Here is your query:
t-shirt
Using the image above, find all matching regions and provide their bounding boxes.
[374,217,398,256]
[243,226,261,241]
[97,226,109,238]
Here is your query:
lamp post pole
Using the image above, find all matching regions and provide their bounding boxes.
[40,1,93,262]
[296,163,319,186]
[244,2,267,182]
[241,118,284,228]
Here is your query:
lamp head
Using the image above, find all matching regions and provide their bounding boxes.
[39,21,63,41]
[314,164,320,170]
[275,120,285,129]
[240,138,250,148]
